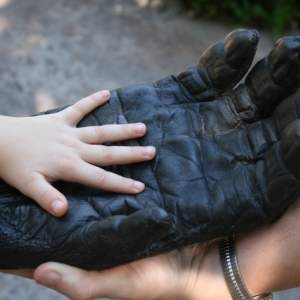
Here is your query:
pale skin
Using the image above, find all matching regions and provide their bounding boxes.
[0,90,156,217]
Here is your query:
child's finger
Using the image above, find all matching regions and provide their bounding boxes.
[20,173,68,217]
[61,90,110,126]
[80,145,156,166]
[64,161,145,194]
[76,123,147,144]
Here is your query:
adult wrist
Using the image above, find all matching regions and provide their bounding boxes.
[189,240,233,300]
[220,235,273,300]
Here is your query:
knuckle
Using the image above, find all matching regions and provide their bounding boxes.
[101,146,113,160]
[94,169,110,186]
[22,175,52,205]
[130,146,138,157]
[73,99,87,114]
[94,126,105,138]
[60,156,81,179]
[38,189,54,206]
[22,173,36,190]
[122,124,131,135]
[121,177,132,189]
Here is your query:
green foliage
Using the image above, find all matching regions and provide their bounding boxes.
[184,0,300,39]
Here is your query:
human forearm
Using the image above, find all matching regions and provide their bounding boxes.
[237,199,300,295]
[5,200,300,300]
[188,199,300,300]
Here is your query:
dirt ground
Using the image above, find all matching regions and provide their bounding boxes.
[0,0,299,299]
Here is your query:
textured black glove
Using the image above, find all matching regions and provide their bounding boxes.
[1,29,300,270]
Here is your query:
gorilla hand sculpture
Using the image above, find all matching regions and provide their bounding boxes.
[1,29,300,270]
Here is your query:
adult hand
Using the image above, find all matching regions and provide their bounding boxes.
[0,90,155,216]
[1,241,231,300]
[5,198,300,300]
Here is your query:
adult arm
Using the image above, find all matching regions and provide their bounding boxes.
[3,197,299,300]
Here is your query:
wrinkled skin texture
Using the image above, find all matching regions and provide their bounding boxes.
[1,29,300,270]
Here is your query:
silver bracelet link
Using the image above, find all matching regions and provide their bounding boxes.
[253,294,273,300]
[219,235,273,300]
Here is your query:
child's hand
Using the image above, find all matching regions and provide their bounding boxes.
[0,90,155,217]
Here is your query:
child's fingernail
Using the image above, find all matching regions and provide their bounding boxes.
[99,90,110,99]
[143,146,155,157]
[134,123,146,134]
[51,200,64,215]
[134,181,145,192]
[39,271,61,288]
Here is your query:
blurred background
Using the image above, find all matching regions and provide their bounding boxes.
[0,0,299,299]
[185,0,300,39]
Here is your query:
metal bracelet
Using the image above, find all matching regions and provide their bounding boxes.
[219,235,273,300]
[253,294,273,300]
